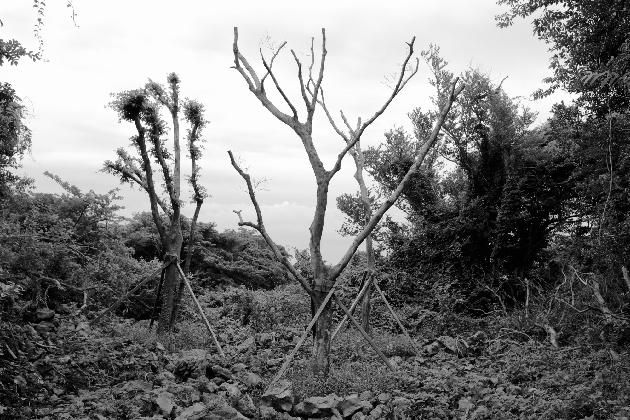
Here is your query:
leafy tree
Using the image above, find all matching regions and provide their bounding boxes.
[364,49,576,311]
[122,212,292,290]
[0,83,31,198]
[0,173,155,314]
[497,0,630,111]
[498,0,630,316]
[0,39,39,66]
[104,73,208,334]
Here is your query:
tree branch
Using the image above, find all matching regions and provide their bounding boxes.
[261,52,299,120]
[355,37,418,139]
[307,29,326,124]
[233,27,298,128]
[260,41,287,90]
[232,27,260,91]
[130,118,167,241]
[330,78,464,281]
[318,37,419,179]
[291,50,311,111]
[104,161,171,216]
[228,150,313,296]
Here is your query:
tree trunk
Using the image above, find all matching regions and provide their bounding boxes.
[360,235,375,333]
[169,200,202,329]
[352,147,375,334]
[157,221,184,335]
[311,288,333,376]
[309,180,333,375]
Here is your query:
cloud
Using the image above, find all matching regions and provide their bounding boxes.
[3,0,569,260]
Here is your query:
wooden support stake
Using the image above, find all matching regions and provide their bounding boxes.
[266,283,338,393]
[622,266,630,292]
[332,294,396,372]
[373,280,418,353]
[90,263,169,325]
[149,266,166,329]
[330,271,374,342]
[175,264,225,357]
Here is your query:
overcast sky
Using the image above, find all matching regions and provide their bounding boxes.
[1,0,567,263]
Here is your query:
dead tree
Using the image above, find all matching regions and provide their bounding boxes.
[104,73,207,335]
[232,27,463,374]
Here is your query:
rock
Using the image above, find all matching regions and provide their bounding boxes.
[34,321,55,335]
[471,405,489,419]
[257,332,274,347]
[458,397,474,412]
[261,379,294,412]
[437,335,468,356]
[376,392,391,404]
[260,406,300,419]
[204,381,219,394]
[423,341,440,356]
[292,401,319,417]
[234,394,256,418]
[155,391,175,417]
[36,308,55,322]
[121,379,152,393]
[56,304,72,314]
[220,382,242,401]
[206,405,248,419]
[238,371,262,389]
[236,337,256,354]
[207,364,232,381]
[329,408,343,419]
[389,356,403,369]
[211,377,225,385]
[360,400,373,414]
[266,357,283,368]
[74,321,90,336]
[191,390,201,402]
[260,405,279,419]
[199,393,248,419]
[367,404,385,420]
[293,394,341,417]
[181,348,210,360]
[352,412,367,420]
[232,363,247,372]
[358,390,373,402]
[156,371,176,386]
[175,402,207,420]
[339,394,363,417]
[392,396,411,407]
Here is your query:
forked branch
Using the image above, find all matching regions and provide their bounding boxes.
[317,36,420,177]
[228,150,313,296]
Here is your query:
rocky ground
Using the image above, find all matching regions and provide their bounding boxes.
[2,289,630,419]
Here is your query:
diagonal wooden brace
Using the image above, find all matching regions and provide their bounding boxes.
[373,279,418,354]
[90,262,171,325]
[332,294,396,372]
[330,271,374,342]
[265,281,338,393]
[175,263,225,357]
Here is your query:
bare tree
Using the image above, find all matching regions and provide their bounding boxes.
[104,73,208,335]
[232,28,463,374]
[317,87,382,333]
